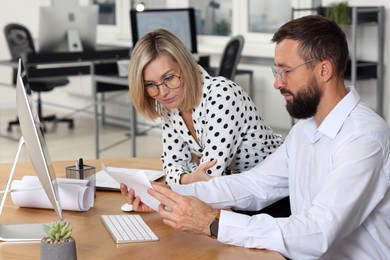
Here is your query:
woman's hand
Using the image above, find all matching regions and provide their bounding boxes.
[180,159,217,184]
[120,183,154,212]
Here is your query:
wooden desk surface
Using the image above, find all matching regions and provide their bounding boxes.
[0,157,283,259]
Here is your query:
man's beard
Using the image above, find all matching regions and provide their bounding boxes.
[284,76,322,119]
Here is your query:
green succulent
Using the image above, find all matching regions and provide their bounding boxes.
[326,1,350,28]
[42,220,73,244]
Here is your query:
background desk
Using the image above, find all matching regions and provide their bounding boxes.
[0,46,133,158]
[93,74,137,157]
[0,157,283,259]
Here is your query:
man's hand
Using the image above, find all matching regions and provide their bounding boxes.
[180,159,217,184]
[148,182,218,236]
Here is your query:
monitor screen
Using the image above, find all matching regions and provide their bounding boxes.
[16,59,63,220]
[38,6,98,53]
[130,8,198,53]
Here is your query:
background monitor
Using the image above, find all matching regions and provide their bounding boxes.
[38,5,98,53]
[130,8,198,53]
[16,59,63,220]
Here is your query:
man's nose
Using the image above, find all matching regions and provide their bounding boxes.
[273,76,285,90]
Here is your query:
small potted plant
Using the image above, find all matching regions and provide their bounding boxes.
[40,220,77,260]
[325,1,350,28]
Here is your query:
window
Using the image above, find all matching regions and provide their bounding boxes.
[189,0,233,36]
[91,0,318,52]
[248,0,291,33]
[93,1,169,28]
[131,0,167,10]
[93,0,116,25]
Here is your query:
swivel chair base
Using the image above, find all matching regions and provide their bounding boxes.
[7,116,74,132]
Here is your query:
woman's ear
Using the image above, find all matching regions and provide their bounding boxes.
[319,61,332,82]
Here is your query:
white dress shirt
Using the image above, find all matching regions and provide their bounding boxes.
[173,87,390,259]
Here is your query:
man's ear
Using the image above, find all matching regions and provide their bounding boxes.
[319,61,332,82]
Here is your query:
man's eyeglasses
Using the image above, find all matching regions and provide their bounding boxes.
[271,59,318,84]
[144,72,181,97]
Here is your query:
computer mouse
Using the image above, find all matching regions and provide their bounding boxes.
[121,203,133,212]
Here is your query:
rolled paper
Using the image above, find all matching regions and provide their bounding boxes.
[10,176,94,211]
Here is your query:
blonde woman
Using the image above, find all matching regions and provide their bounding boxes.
[129,29,283,186]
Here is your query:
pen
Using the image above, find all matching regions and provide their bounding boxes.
[78,158,84,180]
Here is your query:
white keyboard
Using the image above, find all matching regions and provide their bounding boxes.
[101,214,159,244]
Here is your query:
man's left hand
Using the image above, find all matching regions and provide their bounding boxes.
[148,183,218,236]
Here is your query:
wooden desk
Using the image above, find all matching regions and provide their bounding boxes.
[0,157,283,259]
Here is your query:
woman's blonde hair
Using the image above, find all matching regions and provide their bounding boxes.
[128,29,203,120]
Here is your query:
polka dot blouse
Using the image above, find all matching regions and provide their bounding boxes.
[162,66,284,186]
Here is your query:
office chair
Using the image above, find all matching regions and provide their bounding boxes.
[206,35,254,97]
[207,35,245,80]
[4,23,74,132]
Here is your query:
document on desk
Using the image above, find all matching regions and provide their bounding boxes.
[102,165,160,211]
[96,167,164,191]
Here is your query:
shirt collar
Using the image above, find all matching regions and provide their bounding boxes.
[318,86,360,139]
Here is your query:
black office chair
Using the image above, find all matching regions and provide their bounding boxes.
[206,35,255,97]
[207,35,245,80]
[4,23,74,132]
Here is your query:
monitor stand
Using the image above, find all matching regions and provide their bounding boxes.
[0,137,47,242]
[67,29,83,52]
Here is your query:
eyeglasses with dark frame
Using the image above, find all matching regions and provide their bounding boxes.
[144,72,182,97]
[271,59,318,84]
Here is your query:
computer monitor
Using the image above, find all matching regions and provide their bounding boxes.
[0,59,63,241]
[16,59,63,219]
[130,8,198,53]
[38,5,98,53]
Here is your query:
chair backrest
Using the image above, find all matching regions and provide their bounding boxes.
[4,23,36,84]
[4,23,36,59]
[217,35,245,80]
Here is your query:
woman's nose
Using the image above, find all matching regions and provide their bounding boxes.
[158,84,170,96]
